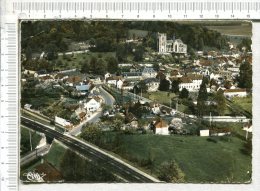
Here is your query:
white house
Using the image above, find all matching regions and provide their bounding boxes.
[154,119,169,135]
[142,67,157,79]
[224,89,247,98]
[84,97,101,112]
[106,76,123,87]
[200,129,210,136]
[143,78,160,92]
[104,72,111,80]
[178,74,203,92]
[55,116,73,128]
[116,79,124,89]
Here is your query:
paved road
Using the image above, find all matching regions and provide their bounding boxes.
[99,86,115,106]
[21,116,160,183]
[20,144,50,166]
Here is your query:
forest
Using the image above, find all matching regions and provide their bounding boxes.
[21,21,232,57]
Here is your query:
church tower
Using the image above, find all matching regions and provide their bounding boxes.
[157,33,167,53]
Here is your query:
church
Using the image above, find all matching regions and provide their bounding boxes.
[157,33,187,54]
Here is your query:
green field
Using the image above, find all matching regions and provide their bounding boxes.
[142,91,177,106]
[128,29,148,38]
[206,23,252,36]
[20,127,42,156]
[44,141,67,170]
[53,52,116,71]
[96,125,251,183]
[231,96,252,115]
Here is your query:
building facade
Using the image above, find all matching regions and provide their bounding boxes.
[157,33,187,54]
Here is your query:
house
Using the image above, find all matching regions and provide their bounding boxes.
[122,72,142,79]
[24,104,32,110]
[84,97,102,112]
[54,73,68,82]
[55,116,73,129]
[75,84,90,95]
[38,75,54,83]
[177,74,203,92]
[122,81,135,90]
[142,67,157,79]
[65,76,82,87]
[154,119,169,135]
[75,107,87,121]
[157,33,187,54]
[200,129,210,136]
[116,79,124,89]
[170,69,182,78]
[104,72,111,80]
[143,78,160,92]
[106,76,123,87]
[223,89,247,98]
[150,103,161,115]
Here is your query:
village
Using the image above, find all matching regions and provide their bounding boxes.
[20,21,252,183]
[22,31,252,136]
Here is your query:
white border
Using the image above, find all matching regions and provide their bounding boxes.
[0,0,259,191]
[19,20,260,191]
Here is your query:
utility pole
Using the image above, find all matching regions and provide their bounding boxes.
[210,112,212,128]
[29,130,32,151]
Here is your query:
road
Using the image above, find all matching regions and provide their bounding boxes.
[21,116,160,183]
[69,87,115,136]
[20,144,50,166]
[99,86,115,106]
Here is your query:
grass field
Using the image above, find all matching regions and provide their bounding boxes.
[53,52,116,71]
[206,23,252,36]
[97,125,251,183]
[142,91,177,106]
[231,96,252,115]
[128,29,148,38]
[44,141,67,171]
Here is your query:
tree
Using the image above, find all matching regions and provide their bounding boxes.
[197,82,208,116]
[106,56,119,74]
[215,89,226,116]
[171,80,180,93]
[133,45,144,62]
[81,60,90,73]
[158,160,185,183]
[44,43,58,60]
[179,88,189,99]
[153,63,160,72]
[137,80,148,93]
[25,46,32,61]
[237,38,252,51]
[238,61,252,89]
[80,124,102,145]
[88,56,97,74]
[95,58,107,75]
[116,44,127,62]
[132,80,148,94]
[198,37,204,50]
[158,79,170,91]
